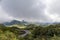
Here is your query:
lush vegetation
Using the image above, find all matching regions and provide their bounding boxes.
[0,24,60,40]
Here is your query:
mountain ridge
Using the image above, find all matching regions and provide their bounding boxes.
[3,20,28,26]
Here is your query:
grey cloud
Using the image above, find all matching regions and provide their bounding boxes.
[0,5,13,23]
[1,0,49,22]
[48,0,60,15]
[0,13,13,23]
[46,0,60,22]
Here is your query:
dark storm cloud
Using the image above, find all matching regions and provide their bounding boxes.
[1,0,49,22]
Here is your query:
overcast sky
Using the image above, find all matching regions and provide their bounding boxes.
[0,0,60,23]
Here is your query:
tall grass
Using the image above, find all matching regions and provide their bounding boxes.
[0,30,18,40]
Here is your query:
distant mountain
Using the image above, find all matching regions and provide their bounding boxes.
[38,22,53,27]
[39,22,60,27]
[3,20,57,26]
[10,20,21,24]
[3,20,28,26]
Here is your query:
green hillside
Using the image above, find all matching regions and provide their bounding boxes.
[0,24,60,40]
